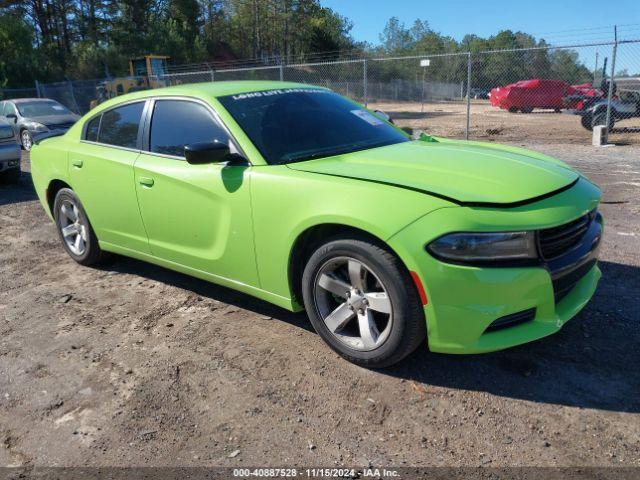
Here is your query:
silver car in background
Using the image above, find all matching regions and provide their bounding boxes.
[0,98,80,151]
[0,117,21,183]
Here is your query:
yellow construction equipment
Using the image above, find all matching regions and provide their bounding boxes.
[90,55,170,109]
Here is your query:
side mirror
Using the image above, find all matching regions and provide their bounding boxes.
[374,109,394,124]
[184,141,230,164]
[6,113,17,122]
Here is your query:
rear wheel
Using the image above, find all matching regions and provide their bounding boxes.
[53,188,104,266]
[581,114,593,131]
[508,107,518,113]
[521,107,533,114]
[301,236,426,368]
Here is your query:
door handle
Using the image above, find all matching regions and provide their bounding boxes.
[139,176,154,187]
[71,159,83,168]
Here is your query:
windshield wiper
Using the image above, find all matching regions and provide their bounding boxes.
[279,140,397,164]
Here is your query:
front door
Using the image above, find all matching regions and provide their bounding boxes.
[133,98,258,287]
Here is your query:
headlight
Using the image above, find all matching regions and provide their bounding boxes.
[25,122,48,132]
[427,231,538,264]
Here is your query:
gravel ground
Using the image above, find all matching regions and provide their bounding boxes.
[0,143,639,470]
[368,100,640,145]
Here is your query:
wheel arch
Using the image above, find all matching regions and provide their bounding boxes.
[287,223,407,306]
[46,179,73,215]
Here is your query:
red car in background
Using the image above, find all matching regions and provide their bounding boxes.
[490,79,590,113]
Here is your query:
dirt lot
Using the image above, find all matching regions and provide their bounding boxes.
[1,140,639,472]
[368,100,640,145]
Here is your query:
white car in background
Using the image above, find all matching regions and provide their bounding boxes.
[0,117,21,183]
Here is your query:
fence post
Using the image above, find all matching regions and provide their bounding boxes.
[420,65,426,113]
[210,70,215,82]
[34,80,41,98]
[465,51,472,140]
[363,59,368,107]
[604,27,618,144]
[67,79,80,114]
[279,63,284,82]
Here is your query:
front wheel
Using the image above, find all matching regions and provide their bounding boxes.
[21,130,33,151]
[581,114,593,131]
[53,188,104,266]
[301,236,426,368]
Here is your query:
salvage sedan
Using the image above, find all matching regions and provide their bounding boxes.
[30,82,602,367]
[0,98,80,151]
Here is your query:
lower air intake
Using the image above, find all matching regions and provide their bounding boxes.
[485,308,536,333]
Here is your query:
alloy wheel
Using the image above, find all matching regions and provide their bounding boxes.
[58,199,88,256]
[313,256,393,351]
[21,131,32,151]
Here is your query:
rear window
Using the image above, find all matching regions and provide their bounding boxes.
[97,102,144,149]
[85,116,100,142]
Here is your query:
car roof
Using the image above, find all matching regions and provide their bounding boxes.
[90,81,327,112]
[10,98,60,104]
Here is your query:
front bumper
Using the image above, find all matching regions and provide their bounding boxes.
[388,177,602,354]
[0,142,21,171]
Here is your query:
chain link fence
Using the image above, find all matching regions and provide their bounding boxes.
[0,86,37,100]
[17,38,640,145]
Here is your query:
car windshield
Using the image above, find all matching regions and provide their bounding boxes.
[16,101,71,117]
[217,88,408,164]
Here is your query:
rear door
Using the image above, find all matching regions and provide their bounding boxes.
[68,100,150,253]
[133,97,258,287]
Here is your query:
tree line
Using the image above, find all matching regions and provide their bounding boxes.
[0,1,598,89]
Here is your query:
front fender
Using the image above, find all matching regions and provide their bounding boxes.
[250,165,454,304]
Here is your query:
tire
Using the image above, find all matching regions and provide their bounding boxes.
[53,188,104,266]
[581,114,593,131]
[301,235,426,368]
[2,168,20,184]
[592,111,615,130]
[554,108,561,113]
[20,130,33,151]
[508,107,518,113]
[521,107,533,114]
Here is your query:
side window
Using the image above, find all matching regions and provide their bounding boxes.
[98,102,144,149]
[85,115,101,142]
[2,102,14,116]
[149,100,229,157]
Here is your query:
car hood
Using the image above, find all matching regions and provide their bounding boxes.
[286,140,579,206]
[24,114,79,127]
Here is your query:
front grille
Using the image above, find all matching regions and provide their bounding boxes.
[538,211,594,260]
[552,259,597,304]
[485,308,536,333]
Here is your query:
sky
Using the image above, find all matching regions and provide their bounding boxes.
[321,0,640,46]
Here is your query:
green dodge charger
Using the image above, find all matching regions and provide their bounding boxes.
[30,81,603,367]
